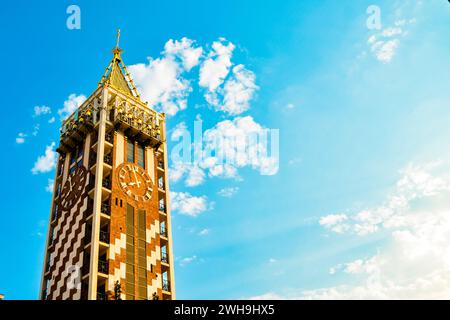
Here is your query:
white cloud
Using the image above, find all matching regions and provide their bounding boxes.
[169,163,206,187]
[249,292,283,300]
[201,116,279,177]
[171,191,212,217]
[31,142,58,174]
[320,162,449,236]
[206,64,258,115]
[129,38,202,116]
[179,255,197,267]
[251,161,450,300]
[48,117,55,124]
[58,93,86,120]
[199,38,235,91]
[217,187,239,197]
[15,133,26,144]
[34,105,51,116]
[367,19,415,63]
[45,179,54,193]
[198,38,258,115]
[170,116,279,186]
[319,214,349,234]
[198,228,210,236]
[32,124,40,136]
[164,37,203,71]
[171,122,188,141]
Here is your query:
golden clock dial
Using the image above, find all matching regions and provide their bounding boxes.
[60,165,87,211]
[117,163,153,202]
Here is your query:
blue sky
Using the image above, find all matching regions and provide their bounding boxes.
[2,0,450,299]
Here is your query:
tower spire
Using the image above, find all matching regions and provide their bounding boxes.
[112,28,123,60]
[98,29,141,99]
[115,29,121,48]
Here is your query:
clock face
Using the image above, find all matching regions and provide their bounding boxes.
[118,163,153,202]
[60,165,88,211]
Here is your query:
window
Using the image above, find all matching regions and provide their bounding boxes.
[70,152,76,165]
[126,204,135,299]
[137,144,145,168]
[77,143,84,159]
[127,139,135,163]
[137,210,147,299]
[158,176,164,189]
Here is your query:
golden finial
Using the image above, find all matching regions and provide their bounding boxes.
[112,28,123,60]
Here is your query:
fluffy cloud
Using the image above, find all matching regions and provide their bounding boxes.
[208,64,258,115]
[252,161,450,299]
[15,133,26,144]
[199,38,235,91]
[217,187,239,197]
[127,37,257,116]
[319,214,349,234]
[34,105,51,117]
[367,19,415,63]
[170,116,279,186]
[129,38,202,116]
[171,191,212,217]
[320,162,449,236]
[199,39,258,115]
[58,93,86,120]
[164,38,203,71]
[201,116,278,177]
[170,163,206,187]
[31,142,58,174]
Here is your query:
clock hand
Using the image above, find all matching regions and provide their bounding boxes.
[132,167,141,187]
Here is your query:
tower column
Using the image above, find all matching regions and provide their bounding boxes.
[88,88,108,300]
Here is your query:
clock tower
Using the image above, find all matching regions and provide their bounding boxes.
[40,31,175,300]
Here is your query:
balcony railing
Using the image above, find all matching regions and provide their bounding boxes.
[159,203,166,213]
[105,133,113,144]
[104,154,112,166]
[160,227,167,237]
[102,178,111,189]
[161,252,168,264]
[162,280,170,292]
[157,161,164,169]
[101,202,110,215]
[100,230,109,243]
[158,179,164,190]
[98,260,108,274]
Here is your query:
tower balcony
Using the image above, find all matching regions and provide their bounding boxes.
[113,111,162,148]
[88,177,112,201]
[89,154,113,176]
[162,279,170,293]
[91,132,114,154]
[57,108,95,154]
[98,260,109,275]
